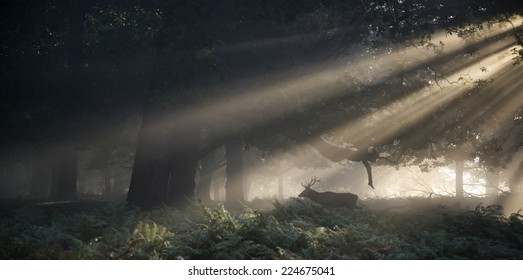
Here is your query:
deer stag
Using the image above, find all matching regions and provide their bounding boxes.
[298,177,358,209]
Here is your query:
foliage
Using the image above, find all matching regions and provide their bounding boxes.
[1,199,522,259]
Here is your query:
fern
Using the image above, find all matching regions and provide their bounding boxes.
[2,198,523,259]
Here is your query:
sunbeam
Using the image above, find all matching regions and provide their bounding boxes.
[155,20,521,149]
[322,35,519,150]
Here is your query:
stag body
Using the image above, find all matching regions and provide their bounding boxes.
[298,177,358,209]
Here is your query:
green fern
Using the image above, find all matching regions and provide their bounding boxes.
[133,221,170,241]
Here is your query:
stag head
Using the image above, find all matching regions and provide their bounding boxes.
[298,176,321,198]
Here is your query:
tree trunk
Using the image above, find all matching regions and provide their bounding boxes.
[127,129,171,208]
[30,157,51,199]
[127,2,225,209]
[196,150,215,204]
[166,152,199,207]
[47,2,87,201]
[127,3,181,209]
[455,159,464,198]
[52,147,78,200]
[225,139,244,208]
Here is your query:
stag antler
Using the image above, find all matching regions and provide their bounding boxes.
[301,176,321,188]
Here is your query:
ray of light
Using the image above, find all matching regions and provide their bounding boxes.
[132,19,523,202]
[470,72,523,143]
[329,43,518,150]
[156,22,520,145]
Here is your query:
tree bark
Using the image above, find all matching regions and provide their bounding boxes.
[225,139,244,208]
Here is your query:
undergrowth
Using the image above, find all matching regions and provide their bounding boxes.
[0,199,522,259]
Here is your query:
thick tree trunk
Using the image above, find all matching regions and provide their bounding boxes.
[127,2,180,209]
[52,147,78,200]
[127,127,171,208]
[225,139,244,208]
[455,159,464,198]
[166,152,199,206]
[126,2,210,209]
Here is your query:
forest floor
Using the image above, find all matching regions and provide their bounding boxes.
[0,195,522,259]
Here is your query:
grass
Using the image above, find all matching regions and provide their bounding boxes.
[0,197,522,259]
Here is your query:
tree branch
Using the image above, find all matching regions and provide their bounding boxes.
[306,135,378,188]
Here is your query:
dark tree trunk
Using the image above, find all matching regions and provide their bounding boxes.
[52,147,78,200]
[127,3,182,209]
[47,2,87,201]
[127,128,171,208]
[196,150,216,204]
[455,159,464,198]
[127,2,223,209]
[31,157,51,199]
[225,139,244,208]
[166,151,199,207]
